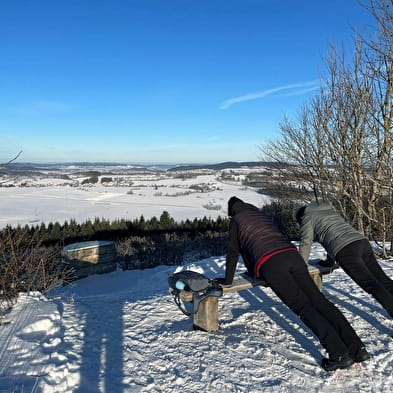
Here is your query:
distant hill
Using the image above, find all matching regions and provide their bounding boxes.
[8,162,157,169]
[167,161,281,172]
[4,162,170,172]
[3,161,290,174]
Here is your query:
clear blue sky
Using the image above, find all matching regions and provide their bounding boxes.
[0,0,373,164]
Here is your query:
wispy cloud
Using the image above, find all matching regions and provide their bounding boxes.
[219,80,320,110]
[282,85,320,97]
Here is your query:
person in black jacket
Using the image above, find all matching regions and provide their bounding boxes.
[216,197,369,371]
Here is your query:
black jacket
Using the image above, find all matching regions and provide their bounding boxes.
[225,200,293,283]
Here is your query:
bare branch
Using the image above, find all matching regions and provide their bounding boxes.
[0,150,23,169]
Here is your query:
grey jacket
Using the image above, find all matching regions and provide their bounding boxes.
[298,202,365,263]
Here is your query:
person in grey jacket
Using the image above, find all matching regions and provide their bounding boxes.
[296,202,393,319]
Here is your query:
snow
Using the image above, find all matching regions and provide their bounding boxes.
[0,174,268,229]
[2,243,393,393]
[2,172,393,391]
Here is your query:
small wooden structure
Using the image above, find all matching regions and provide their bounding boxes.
[63,240,117,279]
[171,262,340,332]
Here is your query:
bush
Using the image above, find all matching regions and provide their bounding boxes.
[260,200,302,240]
[0,226,74,314]
[116,231,228,270]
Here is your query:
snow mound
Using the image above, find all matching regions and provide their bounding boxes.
[18,318,60,342]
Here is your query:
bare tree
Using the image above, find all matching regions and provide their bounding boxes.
[361,0,393,254]
[261,0,393,255]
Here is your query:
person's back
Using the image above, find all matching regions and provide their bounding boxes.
[228,198,295,278]
[235,208,293,262]
[299,202,364,263]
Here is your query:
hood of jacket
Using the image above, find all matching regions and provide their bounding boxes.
[228,197,258,217]
[305,202,334,215]
[295,202,334,224]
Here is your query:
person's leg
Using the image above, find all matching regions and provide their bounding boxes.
[336,240,393,317]
[260,253,349,360]
[288,252,365,358]
[361,239,393,294]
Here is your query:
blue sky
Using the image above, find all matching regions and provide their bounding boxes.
[0,0,373,164]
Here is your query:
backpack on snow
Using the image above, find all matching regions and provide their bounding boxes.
[168,270,223,316]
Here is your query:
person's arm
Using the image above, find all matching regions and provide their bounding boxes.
[223,219,240,284]
[317,254,336,267]
[298,220,314,264]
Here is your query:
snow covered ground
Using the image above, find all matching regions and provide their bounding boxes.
[0,174,267,229]
[1,243,393,393]
[2,171,393,392]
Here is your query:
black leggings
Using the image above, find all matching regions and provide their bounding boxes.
[260,250,364,359]
[336,238,393,317]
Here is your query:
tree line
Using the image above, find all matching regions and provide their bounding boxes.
[0,211,229,246]
[0,211,230,312]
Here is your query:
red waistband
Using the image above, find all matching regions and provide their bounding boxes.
[255,247,298,277]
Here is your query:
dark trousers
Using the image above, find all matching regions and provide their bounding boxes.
[336,238,393,317]
[260,250,364,359]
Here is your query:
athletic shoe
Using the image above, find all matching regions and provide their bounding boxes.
[321,353,354,371]
[351,347,370,363]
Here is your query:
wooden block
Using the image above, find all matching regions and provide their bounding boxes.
[193,296,219,332]
[308,262,339,290]
[309,271,323,290]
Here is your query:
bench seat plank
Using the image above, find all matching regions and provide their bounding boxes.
[178,262,339,302]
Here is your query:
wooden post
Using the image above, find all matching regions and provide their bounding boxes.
[309,270,323,291]
[193,296,219,332]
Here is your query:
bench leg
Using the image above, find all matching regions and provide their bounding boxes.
[310,271,323,290]
[193,296,219,332]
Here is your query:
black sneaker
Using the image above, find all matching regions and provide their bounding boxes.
[321,353,354,372]
[351,347,370,363]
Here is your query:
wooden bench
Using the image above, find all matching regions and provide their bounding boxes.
[171,262,340,332]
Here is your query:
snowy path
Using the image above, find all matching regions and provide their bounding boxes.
[1,250,393,392]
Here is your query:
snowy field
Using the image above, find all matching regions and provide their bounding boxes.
[0,173,268,229]
[2,170,393,392]
[1,244,393,393]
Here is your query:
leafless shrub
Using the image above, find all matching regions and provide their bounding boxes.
[0,226,74,313]
[116,231,228,270]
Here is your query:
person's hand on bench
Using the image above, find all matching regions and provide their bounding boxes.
[316,259,336,268]
[213,277,233,288]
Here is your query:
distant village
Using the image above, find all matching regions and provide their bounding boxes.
[0,162,284,196]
